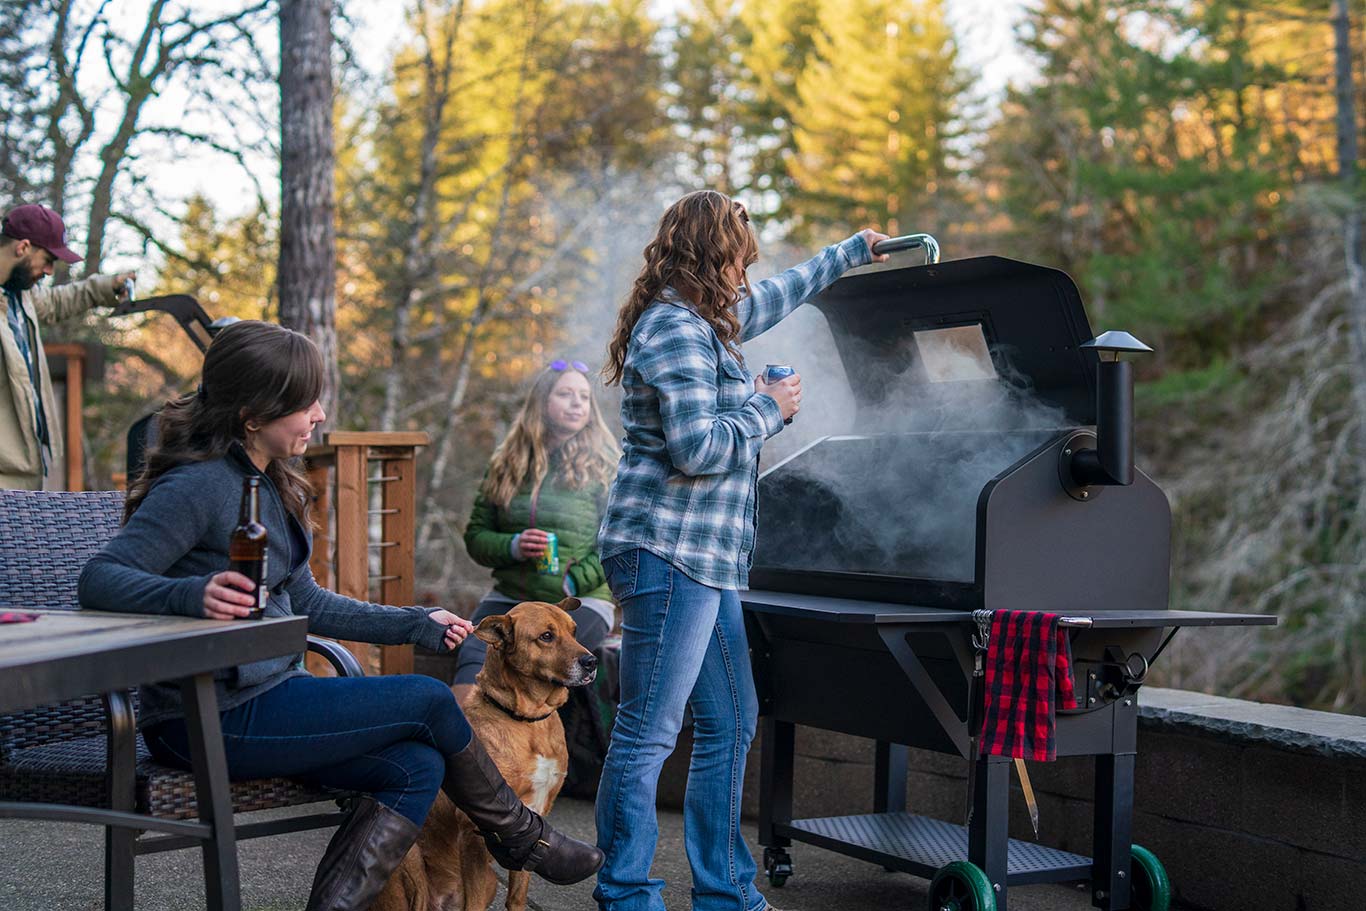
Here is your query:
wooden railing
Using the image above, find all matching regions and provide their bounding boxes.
[304,431,429,676]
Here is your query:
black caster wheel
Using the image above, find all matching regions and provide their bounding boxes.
[763,847,793,888]
[927,860,996,911]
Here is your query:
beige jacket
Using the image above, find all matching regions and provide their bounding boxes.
[0,274,118,489]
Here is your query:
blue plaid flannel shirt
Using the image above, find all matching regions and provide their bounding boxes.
[598,233,873,590]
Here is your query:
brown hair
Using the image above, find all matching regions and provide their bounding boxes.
[604,190,758,385]
[481,365,619,508]
[124,321,323,524]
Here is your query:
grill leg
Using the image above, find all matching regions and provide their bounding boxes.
[968,755,1010,910]
[758,717,794,848]
[104,691,137,911]
[873,741,907,814]
[1091,752,1134,910]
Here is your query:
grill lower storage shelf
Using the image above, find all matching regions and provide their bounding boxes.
[775,813,1092,886]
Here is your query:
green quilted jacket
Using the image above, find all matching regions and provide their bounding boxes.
[462,459,612,604]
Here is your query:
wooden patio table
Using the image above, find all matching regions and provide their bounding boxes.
[0,608,307,911]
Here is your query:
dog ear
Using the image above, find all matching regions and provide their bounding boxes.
[556,597,581,613]
[475,614,514,649]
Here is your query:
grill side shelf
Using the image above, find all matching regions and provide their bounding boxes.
[1071,610,1276,628]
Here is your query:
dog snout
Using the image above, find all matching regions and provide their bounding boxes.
[578,653,598,673]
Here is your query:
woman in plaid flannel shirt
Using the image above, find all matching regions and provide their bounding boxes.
[593,189,888,911]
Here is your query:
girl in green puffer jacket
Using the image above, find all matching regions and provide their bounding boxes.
[453,359,621,704]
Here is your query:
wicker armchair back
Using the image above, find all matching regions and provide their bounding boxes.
[0,487,358,889]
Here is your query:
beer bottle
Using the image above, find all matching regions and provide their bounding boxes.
[228,476,269,620]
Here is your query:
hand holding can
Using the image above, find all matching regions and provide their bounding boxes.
[760,364,799,425]
[535,531,560,575]
[516,528,549,559]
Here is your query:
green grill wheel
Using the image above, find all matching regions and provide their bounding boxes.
[763,846,793,888]
[1129,844,1172,911]
[927,860,997,911]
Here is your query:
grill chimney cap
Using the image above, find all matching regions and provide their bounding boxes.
[1081,330,1153,358]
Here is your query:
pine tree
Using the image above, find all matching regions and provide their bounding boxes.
[785,0,962,235]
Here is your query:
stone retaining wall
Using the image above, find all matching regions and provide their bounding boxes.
[657,687,1366,911]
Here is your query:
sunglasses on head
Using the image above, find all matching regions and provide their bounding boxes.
[550,359,589,373]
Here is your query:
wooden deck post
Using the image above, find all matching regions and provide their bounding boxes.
[303,432,429,675]
[45,343,88,492]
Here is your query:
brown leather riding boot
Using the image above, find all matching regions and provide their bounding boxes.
[304,796,420,911]
[442,736,604,885]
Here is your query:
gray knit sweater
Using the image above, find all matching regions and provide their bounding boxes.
[78,443,449,727]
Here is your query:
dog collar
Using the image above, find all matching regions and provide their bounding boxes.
[482,691,554,723]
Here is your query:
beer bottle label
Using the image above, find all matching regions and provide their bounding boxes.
[258,550,269,611]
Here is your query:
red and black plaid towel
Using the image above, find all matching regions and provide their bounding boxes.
[0,611,40,624]
[979,611,1078,761]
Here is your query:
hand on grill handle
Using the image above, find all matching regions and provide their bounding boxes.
[755,372,801,424]
[869,232,941,265]
[858,229,891,262]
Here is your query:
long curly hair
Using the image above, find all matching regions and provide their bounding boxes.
[124,321,323,525]
[604,190,758,385]
[481,364,620,509]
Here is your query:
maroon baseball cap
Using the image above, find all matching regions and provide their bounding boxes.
[1,205,82,264]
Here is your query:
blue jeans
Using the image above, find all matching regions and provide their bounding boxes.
[594,549,763,911]
[143,674,472,827]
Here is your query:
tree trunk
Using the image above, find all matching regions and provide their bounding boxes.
[415,7,540,555]
[45,0,99,237]
[381,0,464,432]
[279,0,339,426]
[1333,0,1366,432]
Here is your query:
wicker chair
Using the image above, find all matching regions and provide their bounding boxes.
[0,489,364,910]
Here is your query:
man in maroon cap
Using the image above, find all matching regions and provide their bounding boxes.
[0,204,134,489]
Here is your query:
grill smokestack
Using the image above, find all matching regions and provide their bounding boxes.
[1066,331,1153,489]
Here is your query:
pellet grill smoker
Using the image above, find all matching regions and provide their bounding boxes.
[741,237,1275,911]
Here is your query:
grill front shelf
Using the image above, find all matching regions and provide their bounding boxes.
[776,812,1093,887]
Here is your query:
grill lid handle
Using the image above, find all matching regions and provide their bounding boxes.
[870,233,940,264]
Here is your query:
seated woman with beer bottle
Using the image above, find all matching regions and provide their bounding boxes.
[77,321,602,911]
[453,358,620,706]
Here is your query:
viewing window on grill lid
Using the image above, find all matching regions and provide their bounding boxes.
[913,324,997,383]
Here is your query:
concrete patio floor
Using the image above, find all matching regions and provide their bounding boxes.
[1,796,1099,910]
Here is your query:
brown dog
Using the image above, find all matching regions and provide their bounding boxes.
[372,597,598,911]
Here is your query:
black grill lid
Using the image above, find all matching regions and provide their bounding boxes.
[809,255,1097,428]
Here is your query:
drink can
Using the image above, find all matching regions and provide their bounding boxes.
[763,364,796,425]
[536,532,560,575]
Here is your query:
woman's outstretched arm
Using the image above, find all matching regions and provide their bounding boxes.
[737,233,876,341]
